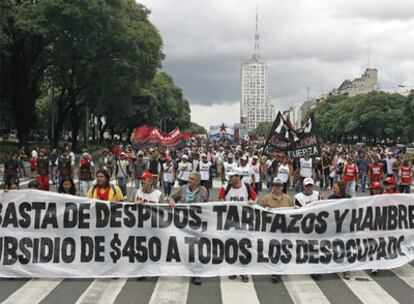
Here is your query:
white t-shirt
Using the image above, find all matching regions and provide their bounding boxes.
[277,164,290,183]
[294,191,321,208]
[163,162,175,183]
[251,162,260,183]
[177,162,193,181]
[300,158,313,178]
[198,161,212,181]
[134,188,163,204]
[223,162,237,181]
[222,183,250,203]
[239,164,254,184]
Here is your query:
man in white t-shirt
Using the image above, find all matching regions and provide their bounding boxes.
[293,177,324,280]
[177,154,193,186]
[239,156,255,186]
[134,171,165,204]
[197,153,212,191]
[223,154,237,184]
[299,153,314,190]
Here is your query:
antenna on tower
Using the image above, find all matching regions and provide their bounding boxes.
[366,42,371,68]
[253,1,260,59]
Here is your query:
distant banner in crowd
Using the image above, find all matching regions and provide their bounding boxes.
[209,123,235,141]
[130,125,189,149]
[0,190,413,278]
[263,112,321,158]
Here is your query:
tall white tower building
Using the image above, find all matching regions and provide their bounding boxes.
[240,5,275,132]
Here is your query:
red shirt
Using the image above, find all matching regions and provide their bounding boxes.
[400,166,412,185]
[343,164,357,183]
[369,163,383,181]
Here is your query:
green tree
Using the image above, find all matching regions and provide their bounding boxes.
[252,121,273,138]
[185,122,207,134]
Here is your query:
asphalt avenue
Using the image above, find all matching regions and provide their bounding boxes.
[1,182,413,304]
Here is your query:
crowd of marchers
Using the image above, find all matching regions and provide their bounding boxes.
[1,142,413,285]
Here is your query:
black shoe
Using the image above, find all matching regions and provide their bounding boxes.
[240,275,249,282]
[191,276,201,285]
[271,275,281,283]
[311,274,322,280]
[136,276,147,281]
[228,275,236,280]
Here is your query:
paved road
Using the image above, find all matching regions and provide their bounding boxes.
[1,181,413,304]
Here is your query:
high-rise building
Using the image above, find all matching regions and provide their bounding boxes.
[240,5,275,132]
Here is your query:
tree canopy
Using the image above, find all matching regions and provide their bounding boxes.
[0,0,193,151]
[312,91,414,144]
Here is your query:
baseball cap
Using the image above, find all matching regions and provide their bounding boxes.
[371,181,382,189]
[272,177,284,186]
[384,176,396,184]
[228,167,244,176]
[253,155,259,159]
[140,171,154,180]
[120,152,126,156]
[303,177,314,186]
[240,156,248,161]
[201,153,207,157]
[182,154,188,159]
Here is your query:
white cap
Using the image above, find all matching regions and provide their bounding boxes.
[228,167,244,176]
[182,154,188,159]
[240,155,248,161]
[201,153,207,157]
[253,155,259,159]
[272,177,284,185]
[120,152,126,156]
[303,177,314,186]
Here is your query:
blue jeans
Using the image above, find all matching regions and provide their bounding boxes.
[360,171,367,192]
[117,177,127,196]
[163,181,173,196]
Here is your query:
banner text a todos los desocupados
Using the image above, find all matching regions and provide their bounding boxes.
[0,190,413,277]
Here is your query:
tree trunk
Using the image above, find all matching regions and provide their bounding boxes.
[69,96,80,153]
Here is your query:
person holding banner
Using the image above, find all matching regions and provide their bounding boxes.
[328,181,351,280]
[293,177,324,280]
[169,171,208,285]
[261,176,293,283]
[134,171,165,204]
[218,167,257,283]
[87,169,124,202]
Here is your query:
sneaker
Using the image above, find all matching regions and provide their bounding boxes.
[191,276,201,285]
[311,274,322,280]
[371,269,378,276]
[343,272,351,280]
[271,274,281,283]
[240,275,249,282]
[228,275,236,280]
[136,277,147,281]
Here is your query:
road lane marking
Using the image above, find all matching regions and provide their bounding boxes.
[1,279,62,304]
[390,264,414,288]
[340,271,399,304]
[148,276,189,304]
[282,275,330,304]
[220,276,260,304]
[75,278,127,304]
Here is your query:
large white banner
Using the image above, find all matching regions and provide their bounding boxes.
[0,190,413,278]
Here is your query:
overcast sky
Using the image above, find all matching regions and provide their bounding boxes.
[139,0,414,129]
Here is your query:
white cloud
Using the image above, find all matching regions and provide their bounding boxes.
[139,0,414,128]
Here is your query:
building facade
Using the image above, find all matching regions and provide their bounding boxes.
[333,68,378,97]
[240,57,274,131]
[240,7,275,132]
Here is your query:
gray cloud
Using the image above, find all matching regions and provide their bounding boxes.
[140,0,414,125]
